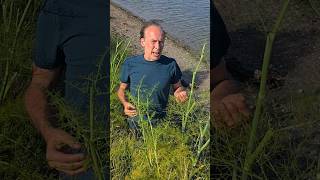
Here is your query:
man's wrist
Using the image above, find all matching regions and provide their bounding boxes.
[39,125,55,142]
[211,79,241,100]
[174,86,184,93]
[121,100,129,107]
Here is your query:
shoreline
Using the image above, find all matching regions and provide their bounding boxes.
[111,1,202,57]
[110,2,210,91]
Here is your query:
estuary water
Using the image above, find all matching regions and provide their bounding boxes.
[111,0,210,56]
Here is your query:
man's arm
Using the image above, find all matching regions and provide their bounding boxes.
[25,64,86,175]
[117,82,129,105]
[117,82,137,117]
[211,59,240,97]
[211,59,250,128]
[25,64,61,140]
[173,80,188,103]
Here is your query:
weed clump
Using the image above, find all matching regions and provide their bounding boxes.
[110,37,210,179]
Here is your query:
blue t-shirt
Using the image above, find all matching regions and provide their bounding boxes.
[41,0,107,17]
[211,4,230,68]
[120,55,182,117]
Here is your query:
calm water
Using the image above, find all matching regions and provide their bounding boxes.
[111,0,210,55]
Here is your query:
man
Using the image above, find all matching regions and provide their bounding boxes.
[117,21,188,129]
[211,5,251,128]
[24,0,108,178]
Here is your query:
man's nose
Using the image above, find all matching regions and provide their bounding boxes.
[154,41,160,49]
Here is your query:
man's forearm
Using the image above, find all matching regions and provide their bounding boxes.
[25,84,53,141]
[117,88,129,105]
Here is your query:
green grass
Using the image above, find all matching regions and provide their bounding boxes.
[110,36,210,179]
[0,0,54,178]
[0,0,319,179]
[212,89,319,179]
[0,0,108,179]
[212,0,320,179]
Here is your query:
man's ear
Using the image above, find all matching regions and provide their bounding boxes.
[140,38,145,47]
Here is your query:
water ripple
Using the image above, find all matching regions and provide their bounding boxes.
[112,0,209,54]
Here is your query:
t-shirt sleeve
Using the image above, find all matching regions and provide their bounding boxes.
[119,60,130,83]
[170,60,182,84]
[34,11,64,69]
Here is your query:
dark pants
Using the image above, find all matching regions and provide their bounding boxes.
[127,115,163,135]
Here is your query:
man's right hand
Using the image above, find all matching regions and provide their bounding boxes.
[25,65,87,176]
[44,128,87,176]
[123,102,137,117]
[211,92,250,128]
[117,82,137,117]
[211,60,251,128]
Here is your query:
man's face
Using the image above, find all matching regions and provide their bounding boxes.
[140,25,165,61]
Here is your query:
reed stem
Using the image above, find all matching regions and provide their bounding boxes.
[241,1,290,179]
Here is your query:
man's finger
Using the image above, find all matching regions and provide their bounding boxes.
[128,106,136,110]
[233,97,251,118]
[125,109,136,113]
[55,166,87,176]
[181,93,187,99]
[239,105,251,119]
[223,102,240,124]
[48,160,85,171]
[47,150,85,163]
[127,104,136,109]
[126,112,137,116]
[127,113,137,117]
[125,110,137,117]
[177,92,187,102]
[180,91,187,96]
[183,96,188,101]
[220,103,234,127]
[54,136,81,151]
[125,109,137,115]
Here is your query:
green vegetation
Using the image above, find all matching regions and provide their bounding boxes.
[0,0,319,179]
[242,1,291,179]
[212,0,320,179]
[0,0,55,178]
[0,0,108,179]
[110,37,210,179]
[0,0,210,178]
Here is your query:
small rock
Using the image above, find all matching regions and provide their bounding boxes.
[254,69,261,80]
[298,89,304,94]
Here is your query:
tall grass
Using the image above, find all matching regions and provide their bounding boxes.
[242,0,290,179]
[0,0,39,104]
[110,37,210,179]
[212,0,320,179]
[0,0,108,178]
[181,44,206,132]
[49,85,107,180]
[0,0,54,178]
